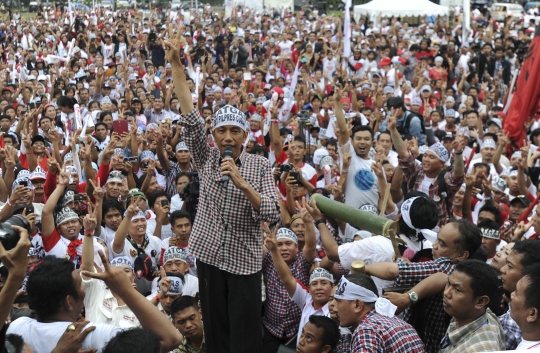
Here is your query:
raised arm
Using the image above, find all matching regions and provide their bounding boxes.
[112,197,139,254]
[387,109,409,159]
[334,91,350,147]
[42,167,69,238]
[297,201,317,263]
[264,228,298,298]
[305,200,339,262]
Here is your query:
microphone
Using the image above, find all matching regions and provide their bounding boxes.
[221,146,234,188]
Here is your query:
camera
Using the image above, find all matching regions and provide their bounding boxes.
[280,164,293,173]
[180,171,200,223]
[297,110,311,124]
[0,215,31,251]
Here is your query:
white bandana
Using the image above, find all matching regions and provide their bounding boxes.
[276,228,298,244]
[400,197,437,243]
[110,256,134,270]
[481,228,500,240]
[158,276,183,295]
[310,268,334,284]
[334,277,396,317]
[163,246,187,264]
[213,105,247,131]
[481,139,497,150]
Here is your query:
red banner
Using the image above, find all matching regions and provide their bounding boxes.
[503,27,540,148]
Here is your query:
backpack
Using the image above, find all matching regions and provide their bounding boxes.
[400,111,426,137]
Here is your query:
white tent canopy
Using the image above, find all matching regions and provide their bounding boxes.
[354,0,449,22]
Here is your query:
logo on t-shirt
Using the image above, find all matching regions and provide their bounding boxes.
[354,169,375,191]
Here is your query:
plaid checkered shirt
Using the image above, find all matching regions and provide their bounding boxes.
[395,257,455,353]
[351,310,425,353]
[439,308,505,353]
[499,307,522,350]
[163,160,193,197]
[262,252,311,339]
[179,109,280,275]
[399,153,464,227]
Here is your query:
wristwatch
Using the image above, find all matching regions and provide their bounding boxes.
[407,290,419,304]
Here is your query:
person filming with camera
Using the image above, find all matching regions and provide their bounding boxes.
[163,38,280,353]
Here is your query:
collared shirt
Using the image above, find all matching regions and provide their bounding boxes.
[179,109,280,275]
[351,310,425,353]
[262,252,311,339]
[395,257,455,353]
[144,108,171,125]
[173,332,206,353]
[163,160,193,197]
[82,277,140,328]
[499,307,522,350]
[399,153,464,227]
[440,308,505,353]
[336,327,352,353]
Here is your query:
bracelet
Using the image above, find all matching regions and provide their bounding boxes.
[7,199,16,207]
[154,295,161,303]
[314,219,326,228]
[341,171,348,175]
[455,151,463,155]
[84,230,94,237]
[271,119,279,124]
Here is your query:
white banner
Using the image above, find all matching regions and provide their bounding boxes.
[462,0,470,45]
[342,0,352,58]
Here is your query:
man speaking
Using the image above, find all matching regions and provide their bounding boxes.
[163,40,280,352]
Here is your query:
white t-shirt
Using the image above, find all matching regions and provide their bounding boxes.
[41,229,104,268]
[146,215,173,240]
[323,57,337,80]
[516,339,540,350]
[418,176,435,196]
[291,283,330,346]
[7,317,121,353]
[170,194,184,212]
[341,141,379,209]
[82,277,140,328]
[337,236,395,295]
[109,235,162,269]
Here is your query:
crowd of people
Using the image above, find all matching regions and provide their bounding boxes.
[0,1,540,353]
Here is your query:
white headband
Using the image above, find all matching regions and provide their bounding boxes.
[334,277,396,317]
[400,197,437,243]
[276,228,298,244]
[213,104,247,131]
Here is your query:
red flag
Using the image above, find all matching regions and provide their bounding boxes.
[503,26,540,148]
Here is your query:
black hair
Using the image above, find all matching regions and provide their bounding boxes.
[95,121,109,131]
[472,162,491,175]
[102,328,161,353]
[293,135,306,147]
[477,218,500,233]
[5,334,25,353]
[0,114,12,121]
[512,240,540,268]
[102,199,125,226]
[148,190,171,209]
[26,257,79,319]
[470,246,488,262]
[175,172,192,185]
[170,295,200,319]
[169,210,191,227]
[522,263,540,313]
[99,110,114,121]
[307,315,341,351]
[344,274,378,304]
[377,130,391,141]
[351,124,374,139]
[250,145,268,158]
[455,259,499,303]
[57,96,78,109]
[478,204,502,225]
[494,46,505,53]
[398,191,438,239]
[448,219,482,257]
[326,139,338,149]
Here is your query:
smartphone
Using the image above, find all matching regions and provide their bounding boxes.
[20,180,28,187]
[249,63,253,70]
[151,90,161,99]
[113,120,129,135]
[243,72,252,81]
[36,101,42,108]
[73,194,85,201]
[25,205,35,214]
[289,170,301,184]
[161,199,169,206]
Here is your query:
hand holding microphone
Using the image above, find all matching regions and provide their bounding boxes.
[220,146,234,188]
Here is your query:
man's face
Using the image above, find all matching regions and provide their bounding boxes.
[104,208,122,231]
[105,181,122,198]
[172,217,192,244]
[378,134,392,153]
[212,124,247,159]
[277,239,299,264]
[96,125,108,139]
[164,259,188,275]
[432,223,465,262]
[510,276,533,327]
[153,99,163,111]
[297,321,332,353]
[442,270,481,321]
[161,293,182,313]
[289,141,306,162]
[58,219,82,240]
[128,218,147,237]
[481,236,500,258]
[481,147,495,163]
[500,250,525,293]
[309,278,333,304]
[290,219,306,243]
[509,202,527,222]
[173,306,204,339]
[70,270,86,316]
[421,151,444,175]
[352,131,372,158]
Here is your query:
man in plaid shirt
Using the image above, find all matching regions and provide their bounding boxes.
[334,274,425,353]
[387,106,465,227]
[366,219,482,353]
[164,40,280,353]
